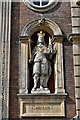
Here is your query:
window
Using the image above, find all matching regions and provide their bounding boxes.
[24,0,59,12]
[33,0,49,7]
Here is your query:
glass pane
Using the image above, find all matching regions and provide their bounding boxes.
[42,1,49,5]
[33,0,49,6]
[33,1,40,6]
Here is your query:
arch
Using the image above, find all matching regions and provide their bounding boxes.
[21,18,62,37]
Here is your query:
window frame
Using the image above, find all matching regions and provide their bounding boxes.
[32,0,49,7]
[23,0,59,12]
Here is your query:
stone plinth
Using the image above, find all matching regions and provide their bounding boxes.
[31,88,50,94]
[18,93,67,117]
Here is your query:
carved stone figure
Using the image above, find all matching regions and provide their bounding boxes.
[31,31,55,93]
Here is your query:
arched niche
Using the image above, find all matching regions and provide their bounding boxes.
[19,18,66,94]
[21,18,62,36]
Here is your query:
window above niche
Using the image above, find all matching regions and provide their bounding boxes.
[32,0,49,7]
[23,0,59,12]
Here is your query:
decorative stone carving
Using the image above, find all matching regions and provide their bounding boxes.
[31,31,56,94]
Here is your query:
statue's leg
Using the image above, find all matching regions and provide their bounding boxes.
[32,74,39,90]
[40,74,45,89]
[42,75,49,88]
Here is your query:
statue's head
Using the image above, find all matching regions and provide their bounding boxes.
[37,31,45,45]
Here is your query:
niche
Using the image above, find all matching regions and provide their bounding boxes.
[28,31,55,93]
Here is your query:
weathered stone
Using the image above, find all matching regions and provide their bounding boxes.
[18,94,66,117]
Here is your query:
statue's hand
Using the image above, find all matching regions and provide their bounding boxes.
[29,59,33,63]
[45,51,56,62]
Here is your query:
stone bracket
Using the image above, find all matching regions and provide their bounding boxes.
[68,33,80,43]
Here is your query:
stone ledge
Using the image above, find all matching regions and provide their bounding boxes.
[53,35,65,42]
[18,93,67,99]
[68,33,80,43]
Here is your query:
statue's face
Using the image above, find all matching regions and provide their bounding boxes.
[37,42,44,48]
[37,36,45,44]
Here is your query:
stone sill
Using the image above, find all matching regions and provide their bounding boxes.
[18,93,67,98]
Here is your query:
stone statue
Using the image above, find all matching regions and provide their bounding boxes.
[31,31,56,94]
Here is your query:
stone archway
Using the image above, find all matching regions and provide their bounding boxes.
[21,18,62,37]
[19,18,66,94]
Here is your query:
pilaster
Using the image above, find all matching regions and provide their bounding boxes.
[0,1,11,119]
[19,36,30,94]
[54,36,65,94]
[0,1,2,119]
[70,1,80,119]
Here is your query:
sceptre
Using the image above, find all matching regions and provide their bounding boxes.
[28,39,32,62]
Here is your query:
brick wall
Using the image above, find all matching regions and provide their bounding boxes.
[9,2,20,118]
[9,2,76,119]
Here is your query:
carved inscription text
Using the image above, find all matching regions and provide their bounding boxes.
[32,105,51,110]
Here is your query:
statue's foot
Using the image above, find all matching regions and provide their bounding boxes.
[32,87,36,91]
[40,86,44,90]
[44,88,49,91]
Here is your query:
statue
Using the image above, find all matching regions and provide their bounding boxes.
[31,31,56,94]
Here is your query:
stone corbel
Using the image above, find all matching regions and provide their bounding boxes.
[68,33,80,44]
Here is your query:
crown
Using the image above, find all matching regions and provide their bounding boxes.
[37,31,45,44]
[37,31,45,37]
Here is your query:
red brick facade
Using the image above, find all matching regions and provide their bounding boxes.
[9,2,76,119]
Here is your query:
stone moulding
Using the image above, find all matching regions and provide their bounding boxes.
[68,33,80,43]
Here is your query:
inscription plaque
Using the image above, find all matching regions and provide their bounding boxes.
[24,103,62,116]
[19,94,66,117]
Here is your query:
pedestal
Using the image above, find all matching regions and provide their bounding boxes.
[18,93,67,117]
